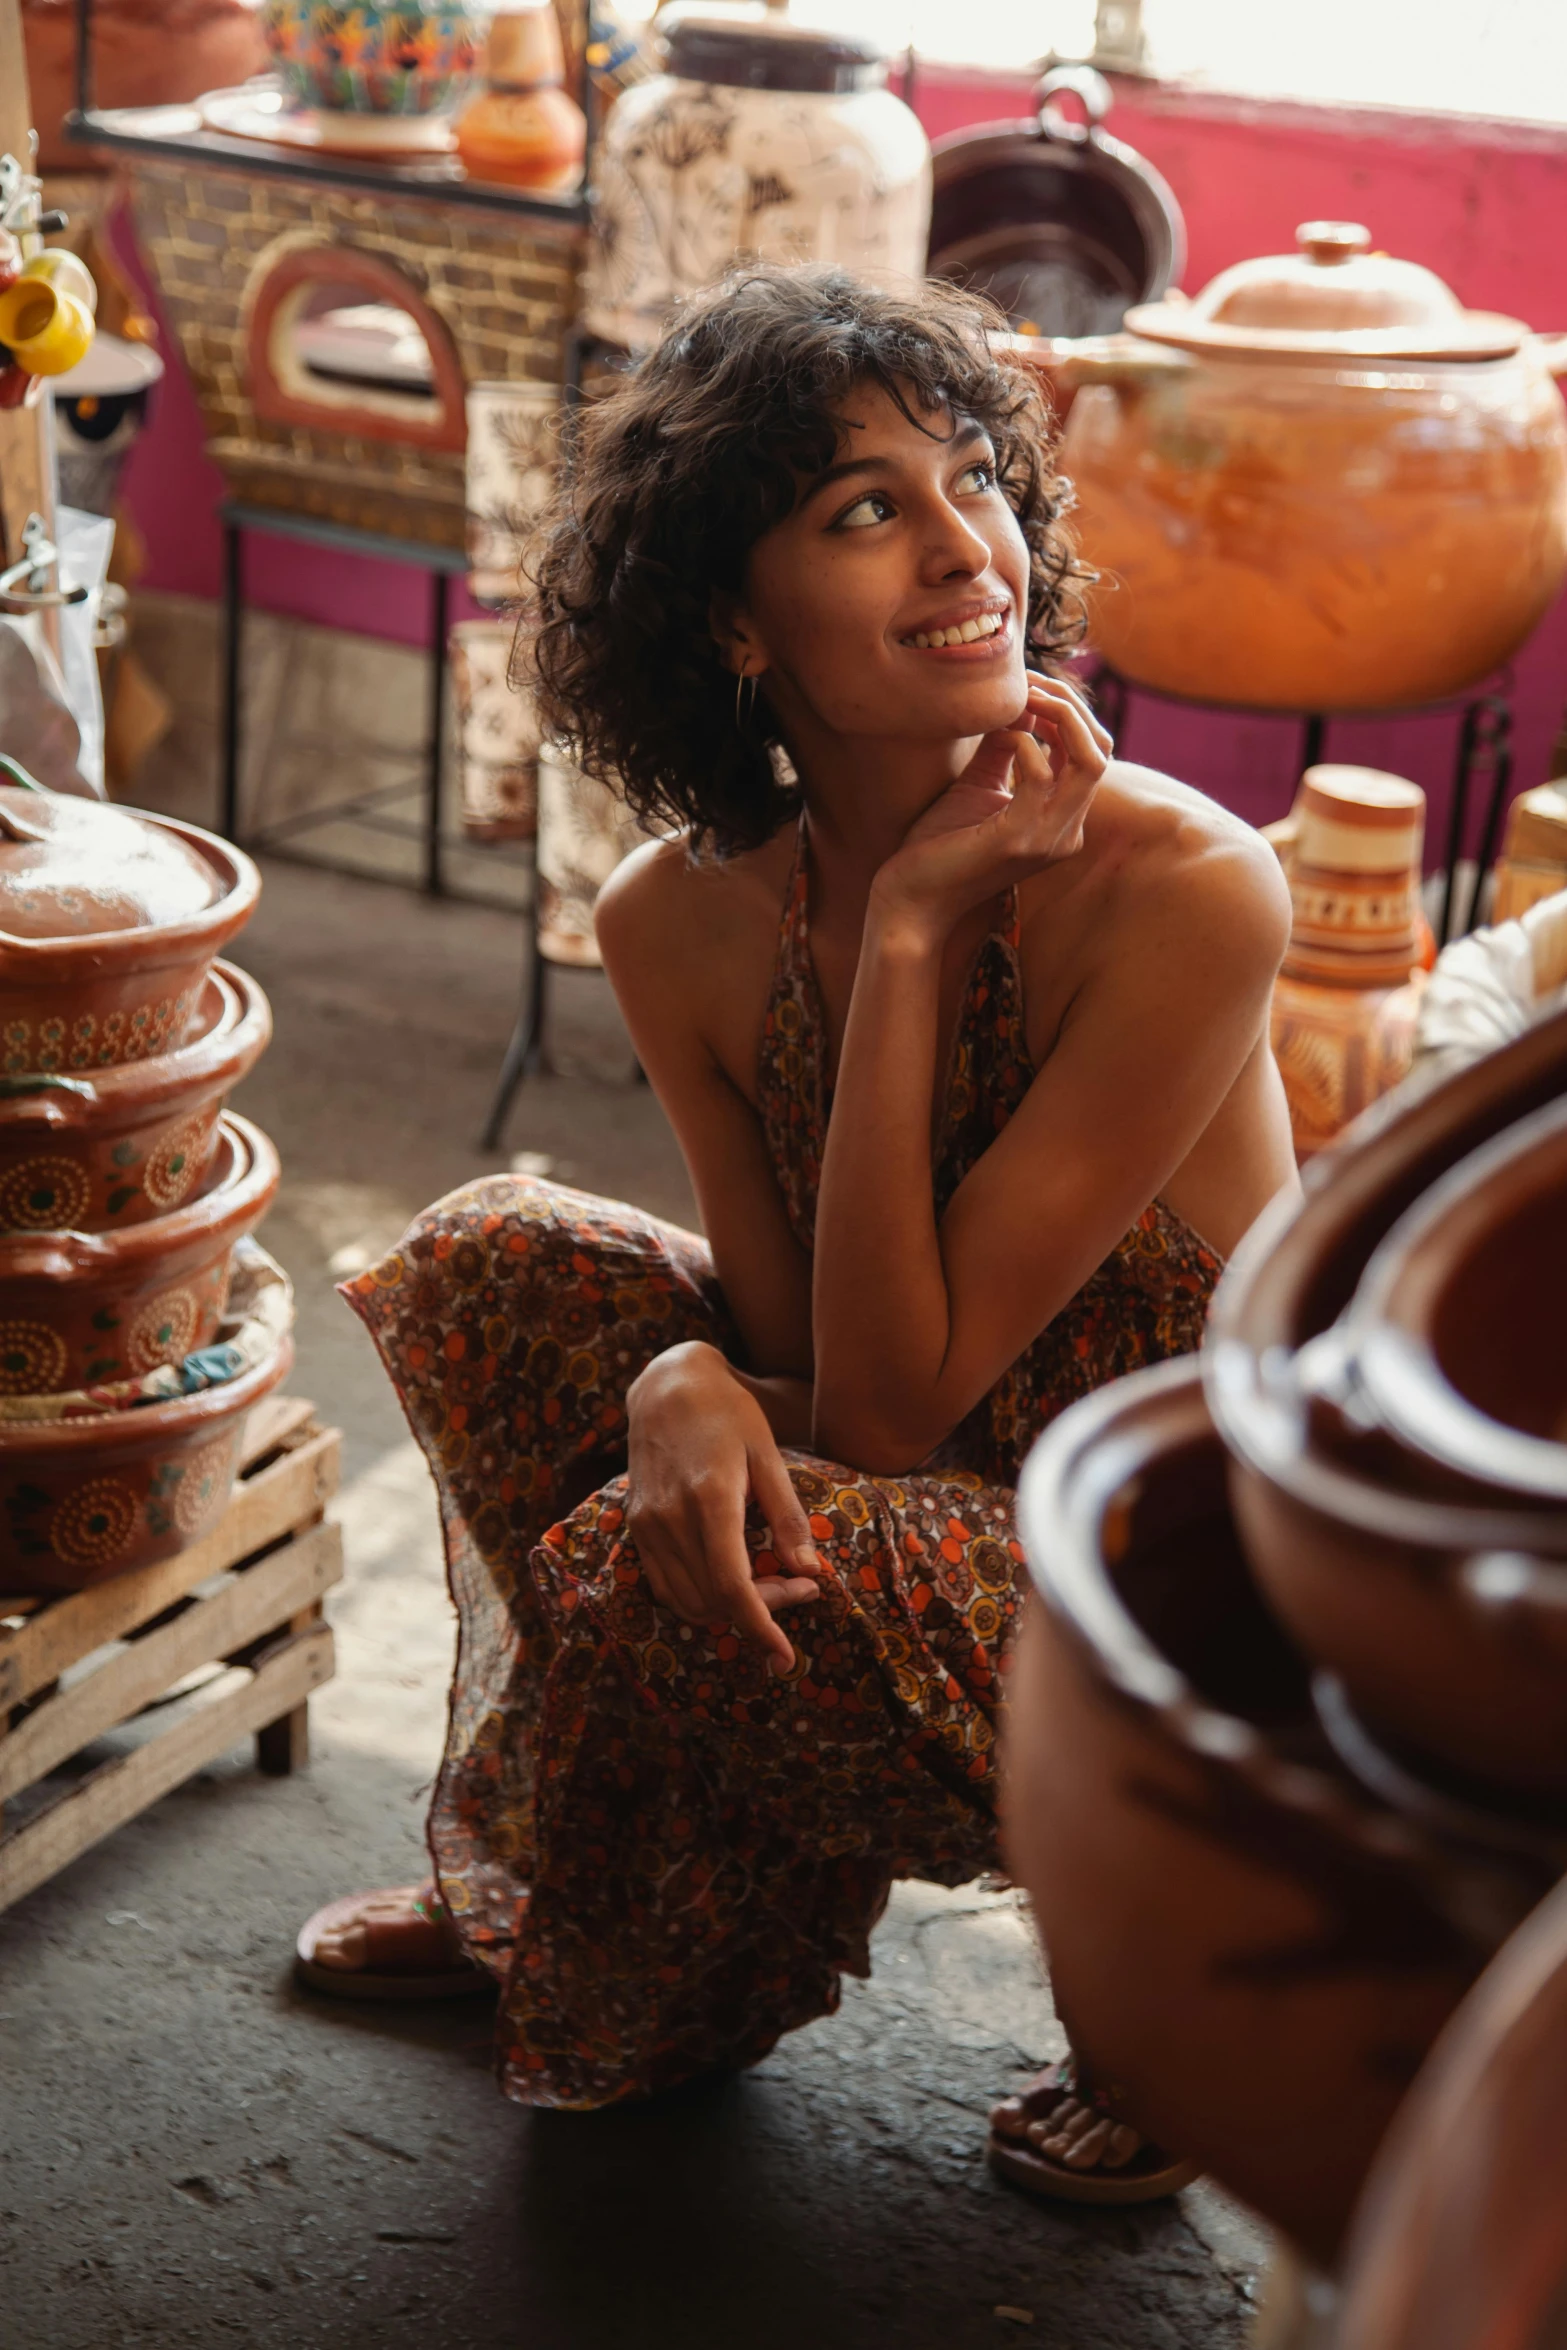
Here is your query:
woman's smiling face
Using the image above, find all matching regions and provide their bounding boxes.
[727,378,1033,747]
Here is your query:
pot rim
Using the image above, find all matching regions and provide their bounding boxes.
[0,810,259,972]
[0,959,270,1132]
[1123,302,1529,365]
[0,1327,293,1459]
[0,1108,278,1282]
[1016,1355,1449,1855]
[1350,1091,1567,1503]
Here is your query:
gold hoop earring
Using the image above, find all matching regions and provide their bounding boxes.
[734,671,758,732]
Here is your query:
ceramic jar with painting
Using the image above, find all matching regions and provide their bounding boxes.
[451,618,540,841]
[1008,223,1567,712]
[261,0,487,145]
[536,740,646,963]
[0,961,270,1234]
[583,3,931,351]
[1269,765,1427,1160]
[465,378,559,606]
[0,782,258,1072]
[1007,1355,1559,2268]
[0,1112,279,1394]
[455,0,586,189]
[0,1335,293,1591]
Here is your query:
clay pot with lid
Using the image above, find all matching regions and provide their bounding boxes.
[0,1110,278,1394]
[1269,765,1428,1159]
[0,784,258,1074]
[1008,221,1567,711]
[1006,1355,1558,2267]
[0,1334,292,1592]
[0,960,270,1233]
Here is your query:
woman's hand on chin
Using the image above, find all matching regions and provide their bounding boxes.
[872,671,1112,945]
[625,1341,822,1674]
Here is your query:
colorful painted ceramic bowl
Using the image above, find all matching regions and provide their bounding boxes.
[0,960,271,1233]
[0,788,259,1074]
[261,0,487,117]
[1008,1355,1559,2268]
[0,1111,279,1393]
[0,1330,293,1592]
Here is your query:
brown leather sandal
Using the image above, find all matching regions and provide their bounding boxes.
[987,2058,1200,2206]
[294,1882,495,2003]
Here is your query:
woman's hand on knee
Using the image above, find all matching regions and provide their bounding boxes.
[626,1342,822,1673]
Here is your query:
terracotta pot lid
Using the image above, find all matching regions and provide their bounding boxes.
[1297,765,1426,874]
[0,786,222,941]
[1126,222,1528,363]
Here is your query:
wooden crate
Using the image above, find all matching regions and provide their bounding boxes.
[0,1397,342,1917]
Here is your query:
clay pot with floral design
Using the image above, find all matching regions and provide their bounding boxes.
[0,1112,278,1395]
[1269,764,1428,1161]
[0,785,259,1074]
[261,0,486,119]
[0,1334,293,1592]
[1007,1355,1558,2267]
[0,961,270,1234]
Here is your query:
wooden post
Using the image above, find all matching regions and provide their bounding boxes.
[0,0,55,569]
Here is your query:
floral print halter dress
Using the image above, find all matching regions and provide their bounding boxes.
[344,823,1221,2110]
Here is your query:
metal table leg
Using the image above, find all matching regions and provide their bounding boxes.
[425,566,448,898]
[220,517,243,842]
[481,876,548,1151]
[1300,713,1326,778]
[1463,694,1514,938]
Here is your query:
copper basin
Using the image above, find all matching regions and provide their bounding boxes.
[0,960,271,1232]
[0,812,258,1076]
[0,1111,279,1394]
[0,1332,293,1591]
[1007,1356,1554,2266]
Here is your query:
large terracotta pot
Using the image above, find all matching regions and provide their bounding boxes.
[0,1332,292,1592]
[21,0,270,172]
[1010,222,1567,712]
[1007,1356,1555,2267]
[0,1111,278,1393]
[1351,1092,1567,1506]
[0,960,270,1233]
[0,787,259,1074]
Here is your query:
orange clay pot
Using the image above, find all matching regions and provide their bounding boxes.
[0,787,258,1074]
[0,961,270,1232]
[0,1111,278,1394]
[0,1332,292,1591]
[1006,1355,1558,2268]
[1008,222,1567,712]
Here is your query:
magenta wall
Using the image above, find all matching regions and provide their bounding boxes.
[117,71,1567,837]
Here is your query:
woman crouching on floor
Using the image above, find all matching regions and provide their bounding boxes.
[296,263,1298,2204]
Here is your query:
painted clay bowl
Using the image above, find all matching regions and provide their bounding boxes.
[1351,1093,1567,1504]
[261,0,486,117]
[0,960,271,1233]
[0,1112,279,1394]
[1007,1355,1558,2267]
[0,789,258,1075]
[0,1332,293,1592]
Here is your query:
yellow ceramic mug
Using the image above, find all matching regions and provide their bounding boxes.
[0,275,95,376]
[15,249,99,316]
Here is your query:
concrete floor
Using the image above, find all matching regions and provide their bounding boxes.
[0,856,1269,2349]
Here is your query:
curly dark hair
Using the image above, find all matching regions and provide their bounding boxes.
[529,265,1091,858]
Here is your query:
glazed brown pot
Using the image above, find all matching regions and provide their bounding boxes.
[0,788,259,1076]
[0,1111,279,1394]
[0,1333,293,1591]
[1007,222,1567,712]
[0,960,270,1233]
[22,0,270,172]
[1006,1356,1557,2267]
[1351,1093,1567,1505]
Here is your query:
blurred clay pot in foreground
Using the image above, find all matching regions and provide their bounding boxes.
[1007,1356,1554,2267]
[0,1111,278,1393]
[0,1333,292,1590]
[0,960,270,1232]
[0,788,258,1073]
[1006,222,1567,712]
[22,0,270,170]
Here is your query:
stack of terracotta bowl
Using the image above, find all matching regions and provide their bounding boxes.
[0,778,291,1592]
[1008,1002,1567,2274]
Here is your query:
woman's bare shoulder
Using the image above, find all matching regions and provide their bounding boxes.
[595,826,794,960]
